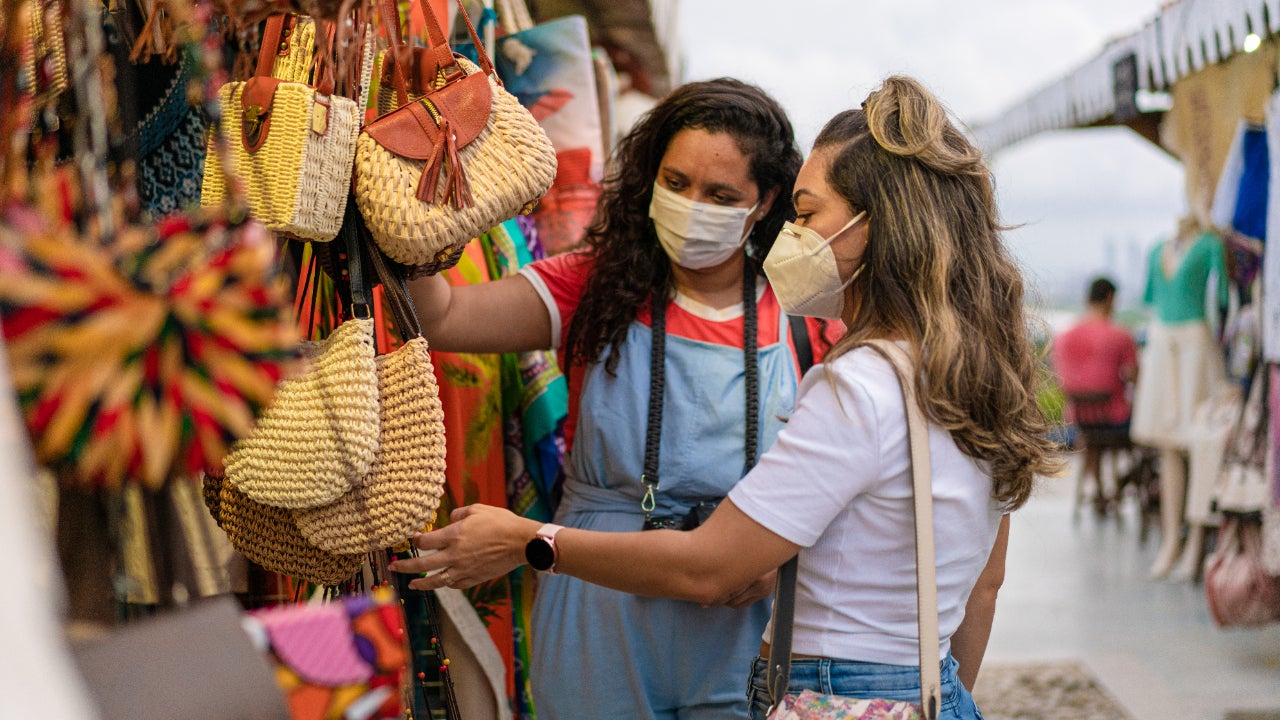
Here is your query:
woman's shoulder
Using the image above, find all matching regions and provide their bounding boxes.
[800,345,903,416]
[525,249,596,280]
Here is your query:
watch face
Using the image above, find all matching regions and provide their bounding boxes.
[525,537,555,571]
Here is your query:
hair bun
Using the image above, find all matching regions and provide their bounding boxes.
[864,75,984,176]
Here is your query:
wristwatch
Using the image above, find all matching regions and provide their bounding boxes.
[524,523,565,574]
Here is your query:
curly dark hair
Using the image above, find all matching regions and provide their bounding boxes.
[564,78,802,373]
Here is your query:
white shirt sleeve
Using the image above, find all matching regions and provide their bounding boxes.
[729,351,891,547]
[517,265,560,349]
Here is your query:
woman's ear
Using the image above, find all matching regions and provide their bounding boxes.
[754,186,782,221]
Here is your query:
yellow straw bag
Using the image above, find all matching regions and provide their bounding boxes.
[352,0,556,274]
[295,233,448,554]
[201,14,359,241]
[223,316,381,509]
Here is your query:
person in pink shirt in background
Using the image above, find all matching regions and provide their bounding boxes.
[1052,277,1139,512]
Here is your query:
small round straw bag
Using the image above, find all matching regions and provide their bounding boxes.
[352,0,556,274]
[203,470,364,586]
[295,229,448,554]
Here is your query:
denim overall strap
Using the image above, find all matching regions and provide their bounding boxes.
[640,259,760,526]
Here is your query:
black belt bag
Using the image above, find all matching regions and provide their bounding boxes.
[641,499,721,531]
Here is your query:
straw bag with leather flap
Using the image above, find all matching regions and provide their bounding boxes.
[353,0,556,274]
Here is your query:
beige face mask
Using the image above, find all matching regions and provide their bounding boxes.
[763,212,867,319]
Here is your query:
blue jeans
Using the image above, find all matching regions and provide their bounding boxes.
[745,653,985,720]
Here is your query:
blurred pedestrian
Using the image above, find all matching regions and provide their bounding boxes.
[1051,277,1139,512]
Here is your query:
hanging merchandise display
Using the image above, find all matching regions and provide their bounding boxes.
[1214,362,1271,514]
[1210,120,1268,289]
[293,218,448,555]
[202,468,365,586]
[1204,512,1280,628]
[134,53,209,217]
[1263,90,1280,363]
[456,0,604,255]
[0,0,298,490]
[222,312,380,507]
[353,0,557,275]
[246,585,412,720]
[201,13,361,241]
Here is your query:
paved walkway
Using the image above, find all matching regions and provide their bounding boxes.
[985,469,1280,720]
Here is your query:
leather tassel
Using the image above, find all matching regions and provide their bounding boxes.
[414,118,473,209]
[441,125,472,209]
[416,138,446,204]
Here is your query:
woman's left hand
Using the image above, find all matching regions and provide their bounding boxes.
[389,504,541,592]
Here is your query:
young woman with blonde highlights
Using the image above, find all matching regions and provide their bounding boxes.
[395,76,1063,720]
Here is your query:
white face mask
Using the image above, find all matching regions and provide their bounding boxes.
[763,212,867,319]
[648,182,759,269]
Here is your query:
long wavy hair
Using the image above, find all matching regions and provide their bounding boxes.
[819,76,1062,510]
[564,78,802,373]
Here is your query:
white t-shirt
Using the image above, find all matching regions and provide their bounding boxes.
[728,346,1004,665]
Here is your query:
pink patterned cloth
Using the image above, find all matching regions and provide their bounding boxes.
[769,690,923,720]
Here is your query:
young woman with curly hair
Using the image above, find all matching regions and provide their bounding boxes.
[408,78,828,719]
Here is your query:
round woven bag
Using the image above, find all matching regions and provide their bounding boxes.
[224,317,380,509]
[203,472,364,586]
[294,336,447,554]
[353,55,558,271]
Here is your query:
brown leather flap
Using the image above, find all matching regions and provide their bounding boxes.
[364,71,492,156]
[363,101,442,160]
[240,77,282,151]
[432,71,491,147]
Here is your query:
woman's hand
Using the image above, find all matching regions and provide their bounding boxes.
[389,504,541,592]
[706,569,777,609]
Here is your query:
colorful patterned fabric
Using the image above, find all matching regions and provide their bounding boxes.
[429,240,517,708]
[770,690,923,720]
[136,54,208,218]
[480,220,567,718]
[247,586,410,720]
[456,15,604,255]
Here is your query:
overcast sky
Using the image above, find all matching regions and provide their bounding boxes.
[677,0,1185,310]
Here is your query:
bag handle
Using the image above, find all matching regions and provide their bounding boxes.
[254,14,339,95]
[380,0,497,108]
[355,206,425,340]
[766,339,942,720]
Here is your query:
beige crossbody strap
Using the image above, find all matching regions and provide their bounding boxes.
[863,339,941,719]
[767,339,941,719]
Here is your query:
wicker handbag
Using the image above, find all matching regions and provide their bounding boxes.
[295,225,448,554]
[203,470,365,586]
[222,313,381,509]
[201,14,360,241]
[352,0,556,274]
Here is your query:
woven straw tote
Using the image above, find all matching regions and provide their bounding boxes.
[295,235,448,554]
[352,0,556,273]
[203,471,364,586]
[223,316,381,509]
[201,14,360,241]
